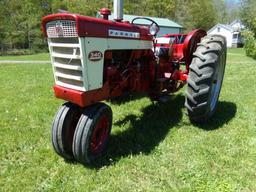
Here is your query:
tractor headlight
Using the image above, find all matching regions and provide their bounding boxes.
[149,23,159,36]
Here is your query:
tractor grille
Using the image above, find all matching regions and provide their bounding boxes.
[46,20,78,38]
[48,36,85,91]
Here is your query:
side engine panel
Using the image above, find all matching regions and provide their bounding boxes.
[47,31,153,92]
[83,37,153,91]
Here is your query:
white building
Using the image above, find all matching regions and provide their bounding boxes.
[208,20,245,48]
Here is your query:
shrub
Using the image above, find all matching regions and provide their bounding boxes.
[0,49,35,56]
[0,47,48,56]
[242,30,256,59]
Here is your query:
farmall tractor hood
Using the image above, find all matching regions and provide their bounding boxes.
[42,13,153,41]
[41,12,154,104]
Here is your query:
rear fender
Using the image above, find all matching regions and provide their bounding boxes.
[183,29,207,68]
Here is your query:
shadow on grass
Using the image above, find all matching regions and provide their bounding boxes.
[86,99,236,169]
[91,94,184,168]
[108,92,146,105]
[193,101,237,131]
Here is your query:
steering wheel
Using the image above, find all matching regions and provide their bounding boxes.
[131,17,160,36]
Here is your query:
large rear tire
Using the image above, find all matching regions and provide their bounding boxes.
[185,35,227,123]
[72,103,112,165]
[52,102,81,160]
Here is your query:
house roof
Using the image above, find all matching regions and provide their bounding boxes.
[230,19,241,26]
[208,20,245,34]
[97,13,182,28]
[208,23,234,33]
[230,19,245,30]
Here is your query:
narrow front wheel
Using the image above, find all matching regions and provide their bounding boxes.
[52,102,81,160]
[72,103,112,165]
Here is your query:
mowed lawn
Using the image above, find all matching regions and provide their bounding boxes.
[0,49,256,191]
[0,53,50,61]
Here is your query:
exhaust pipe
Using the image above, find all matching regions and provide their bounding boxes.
[114,0,123,21]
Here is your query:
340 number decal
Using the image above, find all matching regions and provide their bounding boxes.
[88,51,103,62]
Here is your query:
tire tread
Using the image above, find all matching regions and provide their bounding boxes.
[185,35,227,122]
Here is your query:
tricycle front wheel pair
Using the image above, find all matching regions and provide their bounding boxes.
[52,102,112,165]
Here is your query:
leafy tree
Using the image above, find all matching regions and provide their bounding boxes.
[213,0,228,23]
[0,0,243,55]
[240,0,256,34]
[175,0,217,32]
[225,0,240,23]
[54,0,111,16]
[0,0,52,51]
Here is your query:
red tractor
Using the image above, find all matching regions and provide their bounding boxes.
[155,33,187,62]
[42,0,226,165]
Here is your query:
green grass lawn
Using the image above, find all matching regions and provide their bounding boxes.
[0,48,256,191]
[227,48,247,56]
[0,52,50,61]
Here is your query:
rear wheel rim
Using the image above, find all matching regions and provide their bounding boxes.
[210,53,225,111]
[90,115,109,154]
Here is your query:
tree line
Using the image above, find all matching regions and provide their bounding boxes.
[0,0,239,55]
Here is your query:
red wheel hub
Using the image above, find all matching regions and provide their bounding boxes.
[90,115,109,154]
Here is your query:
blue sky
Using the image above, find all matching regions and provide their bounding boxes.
[226,0,240,3]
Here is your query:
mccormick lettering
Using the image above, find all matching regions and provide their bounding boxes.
[88,51,103,61]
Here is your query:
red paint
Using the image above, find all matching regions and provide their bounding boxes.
[45,12,207,106]
[183,29,207,67]
[156,34,187,62]
[155,30,206,77]
[90,115,109,154]
[156,31,206,66]
[42,13,152,41]
[180,73,188,81]
[155,44,170,48]
[172,70,180,80]
[171,70,188,81]
[100,8,111,20]
[54,85,110,107]
[163,34,185,38]
[53,49,155,107]
[172,44,184,61]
